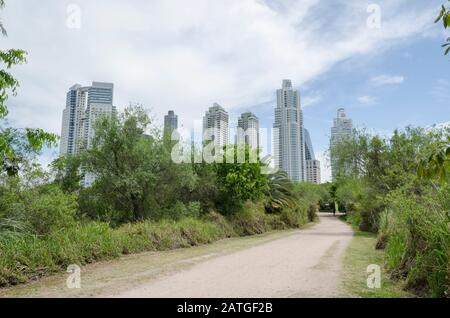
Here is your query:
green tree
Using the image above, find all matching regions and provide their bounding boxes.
[81,105,196,224]
[417,130,450,184]
[51,155,83,193]
[214,145,268,214]
[264,170,295,212]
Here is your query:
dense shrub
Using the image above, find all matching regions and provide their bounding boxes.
[0,182,77,235]
[230,202,269,236]
[378,187,450,297]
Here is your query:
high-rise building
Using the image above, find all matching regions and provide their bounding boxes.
[330,108,353,180]
[60,82,115,186]
[306,159,321,184]
[60,84,81,156]
[237,112,259,150]
[303,128,321,184]
[164,110,178,137]
[304,128,315,161]
[203,103,229,150]
[273,80,306,181]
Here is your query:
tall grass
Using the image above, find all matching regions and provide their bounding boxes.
[378,187,450,297]
[0,200,315,287]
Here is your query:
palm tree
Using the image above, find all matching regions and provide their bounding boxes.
[265,171,297,212]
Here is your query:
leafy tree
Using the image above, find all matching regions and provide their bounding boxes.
[214,145,268,214]
[331,127,437,231]
[417,130,450,183]
[51,155,83,193]
[81,105,196,224]
[435,1,450,55]
[0,1,57,176]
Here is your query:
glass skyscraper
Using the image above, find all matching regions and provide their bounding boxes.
[273,80,306,181]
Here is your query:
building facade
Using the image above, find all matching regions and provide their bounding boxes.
[273,80,306,181]
[330,108,353,180]
[304,128,321,184]
[237,112,259,150]
[164,110,178,137]
[306,159,321,184]
[304,128,315,161]
[202,103,229,150]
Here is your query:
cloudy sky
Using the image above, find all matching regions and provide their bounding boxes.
[1,0,449,181]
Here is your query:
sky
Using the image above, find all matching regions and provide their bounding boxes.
[1,0,449,182]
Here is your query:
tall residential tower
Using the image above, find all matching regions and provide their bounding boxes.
[273,80,306,181]
[164,110,178,137]
[202,103,229,150]
[330,108,353,180]
[237,112,259,151]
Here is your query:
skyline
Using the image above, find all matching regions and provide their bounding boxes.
[1,0,449,182]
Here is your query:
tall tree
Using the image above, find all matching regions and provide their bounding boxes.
[81,105,196,223]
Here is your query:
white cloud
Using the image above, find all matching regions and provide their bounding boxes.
[302,94,323,108]
[357,95,377,105]
[370,75,405,85]
[0,0,437,138]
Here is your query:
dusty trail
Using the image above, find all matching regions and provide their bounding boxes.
[114,213,353,298]
[0,213,353,298]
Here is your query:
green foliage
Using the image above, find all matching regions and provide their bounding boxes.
[0,172,77,236]
[264,171,296,212]
[214,145,268,214]
[417,132,450,184]
[379,186,450,297]
[436,1,450,55]
[332,127,438,231]
[80,105,196,224]
[51,155,83,193]
[292,182,321,222]
[333,126,450,296]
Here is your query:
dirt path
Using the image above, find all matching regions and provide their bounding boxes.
[0,213,353,298]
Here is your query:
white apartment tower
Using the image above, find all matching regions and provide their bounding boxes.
[237,112,259,151]
[273,80,306,181]
[60,82,115,186]
[203,103,229,150]
[330,108,353,180]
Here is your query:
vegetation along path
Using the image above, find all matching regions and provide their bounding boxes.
[0,213,354,298]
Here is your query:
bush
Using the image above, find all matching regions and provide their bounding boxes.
[230,202,269,236]
[378,187,450,297]
[203,211,236,238]
[279,206,309,228]
[0,183,77,235]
